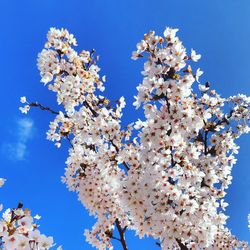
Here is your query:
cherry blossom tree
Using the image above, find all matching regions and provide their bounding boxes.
[17,27,250,249]
[0,178,60,250]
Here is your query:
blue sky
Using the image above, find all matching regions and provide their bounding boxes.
[1,0,250,249]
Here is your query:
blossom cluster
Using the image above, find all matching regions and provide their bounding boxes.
[20,27,250,249]
[37,27,105,116]
[27,27,129,250]
[0,179,60,250]
[122,27,250,249]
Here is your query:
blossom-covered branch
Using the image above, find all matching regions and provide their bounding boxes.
[0,179,60,250]
[20,27,250,250]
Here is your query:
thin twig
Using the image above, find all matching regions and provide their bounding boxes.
[29,102,60,115]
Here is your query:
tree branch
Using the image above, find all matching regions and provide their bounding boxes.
[115,219,128,250]
[83,100,98,117]
[29,102,60,115]
[176,238,188,250]
[204,130,208,155]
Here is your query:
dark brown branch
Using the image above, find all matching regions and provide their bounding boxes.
[29,102,60,115]
[170,146,175,168]
[165,96,171,114]
[204,130,208,155]
[115,219,128,250]
[201,178,210,188]
[151,93,165,101]
[10,202,23,223]
[176,238,188,250]
[122,226,128,233]
[122,162,130,171]
[156,242,161,247]
[83,100,98,117]
[215,109,233,127]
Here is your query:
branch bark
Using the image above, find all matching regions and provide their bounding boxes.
[115,219,128,250]
[29,102,60,115]
[176,238,188,250]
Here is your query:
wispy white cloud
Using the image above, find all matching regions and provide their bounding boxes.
[2,118,34,161]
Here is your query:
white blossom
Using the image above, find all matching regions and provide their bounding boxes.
[19,27,250,250]
[20,96,27,104]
